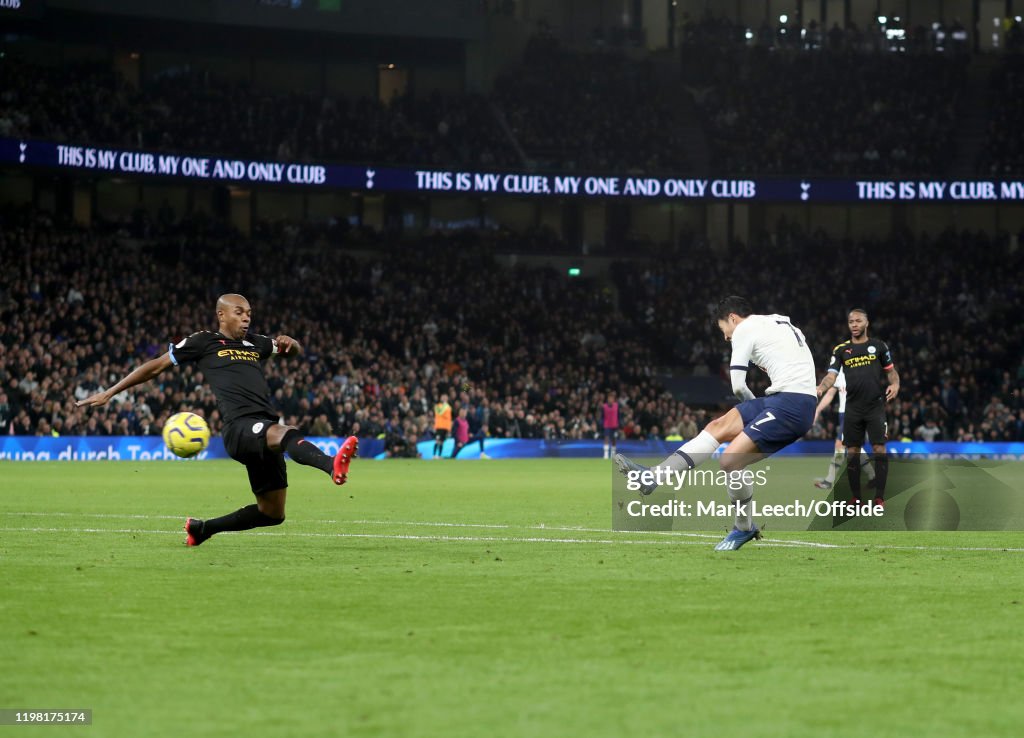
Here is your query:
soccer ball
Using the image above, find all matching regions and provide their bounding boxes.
[162,412,210,458]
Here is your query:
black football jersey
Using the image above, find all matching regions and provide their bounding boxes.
[827,338,894,408]
[168,331,279,423]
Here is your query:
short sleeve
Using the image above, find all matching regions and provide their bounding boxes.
[168,332,213,366]
[728,323,753,373]
[879,341,894,370]
[248,334,278,360]
[827,344,843,374]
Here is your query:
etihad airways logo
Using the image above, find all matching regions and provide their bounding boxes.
[217,349,260,363]
[844,354,878,368]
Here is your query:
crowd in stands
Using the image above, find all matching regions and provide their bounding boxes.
[0,31,992,179]
[0,58,517,169]
[980,55,1024,176]
[614,223,1024,443]
[681,37,967,177]
[2,206,1023,447]
[0,208,700,448]
[491,36,692,172]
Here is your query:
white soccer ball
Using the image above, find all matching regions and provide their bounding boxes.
[162,412,211,458]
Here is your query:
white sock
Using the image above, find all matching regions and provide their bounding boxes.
[653,430,720,475]
[824,449,844,484]
[729,478,754,531]
[603,443,609,459]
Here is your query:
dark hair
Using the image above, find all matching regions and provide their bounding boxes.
[714,296,753,322]
[848,307,869,319]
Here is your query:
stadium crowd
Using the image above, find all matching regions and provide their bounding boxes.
[491,36,692,172]
[0,37,985,178]
[0,208,700,449]
[614,223,1024,443]
[980,54,1024,176]
[0,58,517,169]
[682,43,967,177]
[2,207,1022,447]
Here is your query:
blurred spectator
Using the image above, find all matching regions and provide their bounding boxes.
[0,207,696,443]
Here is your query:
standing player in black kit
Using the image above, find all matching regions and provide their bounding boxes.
[76,294,358,546]
[816,308,899,507]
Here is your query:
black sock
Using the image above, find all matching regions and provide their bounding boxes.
[282,429,333,475]
[201,504,284,538]
[848,455,862,498]
[873,454,889,499]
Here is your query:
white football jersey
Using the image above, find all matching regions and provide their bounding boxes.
[729,314,817,397]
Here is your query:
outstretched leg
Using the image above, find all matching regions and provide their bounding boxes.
[186,488,287,546]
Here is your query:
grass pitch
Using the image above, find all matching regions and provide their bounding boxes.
[2,459,1023,738]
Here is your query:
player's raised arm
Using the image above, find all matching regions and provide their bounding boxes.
[75,353,174,408]
[274,335,303,358]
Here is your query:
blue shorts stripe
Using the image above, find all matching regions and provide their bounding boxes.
[674,449,695,468]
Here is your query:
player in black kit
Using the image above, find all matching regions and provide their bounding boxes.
[816,308,899,506]
[76,293,358,546]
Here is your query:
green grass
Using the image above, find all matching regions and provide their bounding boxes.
[2,459,1023,738]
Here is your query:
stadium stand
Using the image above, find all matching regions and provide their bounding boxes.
[0,208,697,445]
[680,34,968,176]
[613,223,1024,442]
[0,58,517,169]
[2,20,1023,449]
[980,54,1024,176]
[0,36,982,177]
[1,207,1021,445]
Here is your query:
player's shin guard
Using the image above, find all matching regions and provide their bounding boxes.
[200,505,284,538]
[655,430,720,475]
[281,429,333,475]
[728,477,754,531]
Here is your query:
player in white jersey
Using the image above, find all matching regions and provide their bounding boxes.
[811,368,875,490]
[615,296,818,551]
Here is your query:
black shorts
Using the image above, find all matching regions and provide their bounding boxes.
[434,428,449,442]
[222,416,287,496]
[843,404,888,448]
